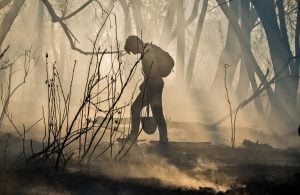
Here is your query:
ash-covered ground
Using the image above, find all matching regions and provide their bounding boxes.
[0,130,299,195]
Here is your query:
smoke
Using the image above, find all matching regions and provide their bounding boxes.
[92,152,229,192]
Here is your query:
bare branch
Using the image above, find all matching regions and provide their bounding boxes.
[60,0,94,21]
[41,0,94,22]
[208,0,233,12]
[0,45,9,60]
[223,64,236,148]
[0,50,32,128]
[42,0,120,55]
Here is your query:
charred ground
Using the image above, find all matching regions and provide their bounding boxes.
[1,132,299,194]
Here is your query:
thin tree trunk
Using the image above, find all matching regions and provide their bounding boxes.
[119,0,131,38]
[211,1,240,91]
[131,0,144,36]
[277,0,298,105]
[176,0,185,81]
[58,30,67,79]
[236,1,258,101]
[236,1,251,100]
[51,23,59,61]
[240,0,264,114]
[160,0,177,48]
[35,0,45,85]
[295,0,300,113]
[277,0,290,51]
[211,26,240,90]
[57,3,68,79]
[236,59,249,99]
[185,0,208,86]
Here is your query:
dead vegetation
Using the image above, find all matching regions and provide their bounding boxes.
[28,40,147,169]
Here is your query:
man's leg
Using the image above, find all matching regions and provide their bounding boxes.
[129,91,148,141]
[151,106,168,143]
[149,86,168,143]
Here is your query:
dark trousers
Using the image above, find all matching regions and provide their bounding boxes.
[129,84,168,142]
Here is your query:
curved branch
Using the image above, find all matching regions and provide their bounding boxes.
[0,45,9,60]
[60,0,94,21]
[0,0,25,49]
[42,0,95,22]
[42,0,118,55]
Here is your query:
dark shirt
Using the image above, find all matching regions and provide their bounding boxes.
[141,44,163,88]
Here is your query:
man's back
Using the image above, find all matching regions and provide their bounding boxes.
[141,44,163,87]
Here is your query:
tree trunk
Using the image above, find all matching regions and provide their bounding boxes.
[277,0,290,51]
[131,0,144,36]
[51,23,59,62]
[185,0,208,86]
[251,0,298,129]
[119,0,131,39]
[236,1,258,101]
[211,0,240,91]
[176,0,185,82]
[160,0,177,48]
[277,0,298,104]
[240,0,264,114]
[58,29,67,80]
[164,0,201,49]
[35,0,45,85]
[294,0,300,118]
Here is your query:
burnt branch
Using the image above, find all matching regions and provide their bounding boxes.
[42,0,122,56]
[0,49,34,128]
[29,28,146,169]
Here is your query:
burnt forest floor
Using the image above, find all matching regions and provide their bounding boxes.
[0,132,300,195]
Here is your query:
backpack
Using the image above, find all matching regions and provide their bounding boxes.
[151,44,174,77]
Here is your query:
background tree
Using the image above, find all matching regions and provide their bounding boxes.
[250,0,299,129]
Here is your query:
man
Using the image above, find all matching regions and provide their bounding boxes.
[124,35,168,145]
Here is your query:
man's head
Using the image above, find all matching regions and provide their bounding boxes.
[124,35,144,54]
